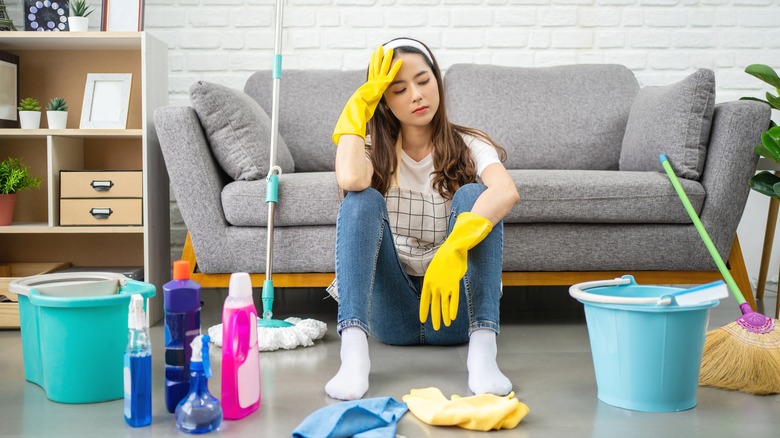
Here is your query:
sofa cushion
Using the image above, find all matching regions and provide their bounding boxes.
[506,169,704,224]
[222,172,341,227]
[619,69,716,180]
[221,169,704,227]
[190,80,295,180]
[245,70,366,172]
[445,64,640,171]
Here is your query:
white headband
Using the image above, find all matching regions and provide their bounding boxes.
[382,38,434,64]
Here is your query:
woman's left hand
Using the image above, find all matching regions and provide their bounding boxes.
[420,212,493,330]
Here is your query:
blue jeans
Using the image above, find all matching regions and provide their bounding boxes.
[334,183,503,346]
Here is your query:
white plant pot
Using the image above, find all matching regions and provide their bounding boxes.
[68,16,89,32]
[47,111,68,129]
[19,111,41,129]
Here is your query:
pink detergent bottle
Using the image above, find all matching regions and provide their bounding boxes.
[221,273,261,420]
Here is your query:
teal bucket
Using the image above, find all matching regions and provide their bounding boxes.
[569,275,720,412]
[9,272,155,404]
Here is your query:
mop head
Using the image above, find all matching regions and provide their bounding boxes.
[699,315,780,395]
[208,317,327,352]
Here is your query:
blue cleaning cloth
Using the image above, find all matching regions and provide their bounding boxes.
[292,397,408,438]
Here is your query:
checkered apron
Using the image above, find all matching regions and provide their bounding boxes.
[385,186,450,276]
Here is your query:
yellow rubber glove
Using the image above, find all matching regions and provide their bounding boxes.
[421,212,492,330]
[402,387,529,431]
[332,46,403,145]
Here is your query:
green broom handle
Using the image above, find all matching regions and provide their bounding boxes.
[659,154,746,305]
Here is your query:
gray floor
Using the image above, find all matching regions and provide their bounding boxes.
[1,285,779,437]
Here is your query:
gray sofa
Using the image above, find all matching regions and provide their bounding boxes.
[154,64,770,295]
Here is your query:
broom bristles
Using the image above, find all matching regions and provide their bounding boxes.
[699,320,780,395]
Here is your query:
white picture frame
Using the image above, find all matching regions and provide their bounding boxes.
[80,73,132,129]
[102,0,144,32]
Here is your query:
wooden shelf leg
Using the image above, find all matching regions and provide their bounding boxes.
[757,196,779,301]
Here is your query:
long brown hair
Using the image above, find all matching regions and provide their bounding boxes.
[366,39,507,199]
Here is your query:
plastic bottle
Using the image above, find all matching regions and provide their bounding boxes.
[221,272,261,420]
[124,294,152,427]
[164,260,202,413]
[175,335,223,434]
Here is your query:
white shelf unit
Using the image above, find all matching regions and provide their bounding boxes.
[0,32,170,322]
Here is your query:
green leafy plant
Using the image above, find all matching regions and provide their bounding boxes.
[17,97,41,112]
[46,97,68,112]
[0,157,42,195]
[742,64,780,199]
[70,0,94,17]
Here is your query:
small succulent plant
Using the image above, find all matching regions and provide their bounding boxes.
[47,97,68,112]
[70,0,94,17]
[17,97,41,112]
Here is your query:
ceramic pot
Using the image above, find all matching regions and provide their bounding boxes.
[0,194,16,226]
[68,16,89,32]
[18,111,41,129]
[47,111,68,129]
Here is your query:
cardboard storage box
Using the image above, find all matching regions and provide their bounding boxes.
[60,171,142,198]
[60,199,143,226]
[0,263,71,328]
[59,170,143,226]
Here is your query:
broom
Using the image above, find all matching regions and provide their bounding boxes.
[661,154,780,395]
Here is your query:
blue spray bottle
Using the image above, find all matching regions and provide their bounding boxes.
[124,294,152,427]
[175,335,223,434]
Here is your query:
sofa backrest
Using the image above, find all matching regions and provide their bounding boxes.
[245,70,365,172]
[444,64,640,170]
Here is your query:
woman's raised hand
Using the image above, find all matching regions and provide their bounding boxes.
[332,46,403,145]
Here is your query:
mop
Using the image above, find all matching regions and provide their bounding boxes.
[661,154,780,394]
[208,0,326,352]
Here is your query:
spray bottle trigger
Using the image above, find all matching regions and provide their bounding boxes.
[202,335,212,379]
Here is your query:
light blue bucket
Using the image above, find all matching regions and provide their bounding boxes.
[569,275,721,412]
[9,272,155,404]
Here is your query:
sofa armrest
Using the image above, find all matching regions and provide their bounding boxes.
[698,100,771,261]
[154,106,231,271]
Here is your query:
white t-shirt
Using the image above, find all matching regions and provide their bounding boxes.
[397,134,501,193]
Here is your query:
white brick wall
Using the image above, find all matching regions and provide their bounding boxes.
[123,1,780,105]
[6,1,773,104]
[5,1,779,286]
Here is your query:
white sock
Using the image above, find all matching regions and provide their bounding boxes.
[467,329,513,396]
[325,326,370,400]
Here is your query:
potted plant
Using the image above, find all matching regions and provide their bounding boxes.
[68,0,93,32]
[46,97,68,130]
[17,97,41,129]
[742,64,780,198]
[0,157,42,226]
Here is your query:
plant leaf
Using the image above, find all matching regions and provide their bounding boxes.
[760,129,780,159]
[751,172,780,198]
[765,125,780,145]
[740,96,770,105]
[766,93,780,111]
[746,64,780,89]
[755,144,780,163]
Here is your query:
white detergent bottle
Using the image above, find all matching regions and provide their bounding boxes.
[221,273,261,420]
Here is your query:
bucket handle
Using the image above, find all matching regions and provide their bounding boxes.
[569,277,674,306]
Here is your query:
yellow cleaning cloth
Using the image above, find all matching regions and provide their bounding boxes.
[402,387,529,431]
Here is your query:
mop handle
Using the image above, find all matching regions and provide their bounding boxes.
[659,154,746,305]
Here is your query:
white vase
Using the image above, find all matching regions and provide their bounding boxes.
[47,111,68,129]
[19,111,41,129]
[68,16,89,32]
